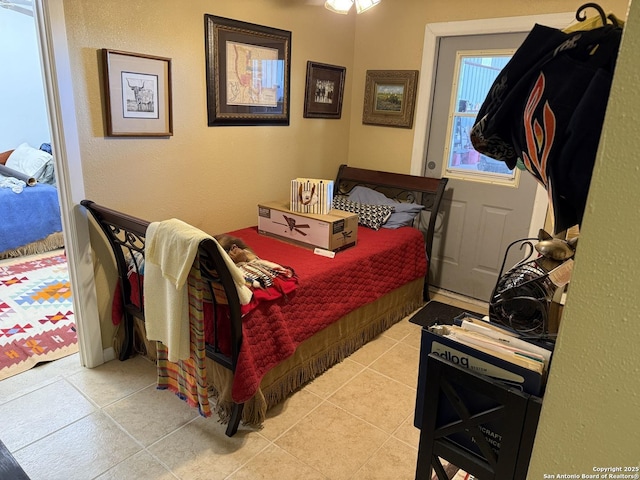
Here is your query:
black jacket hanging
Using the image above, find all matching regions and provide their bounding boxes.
[470,21,623,234]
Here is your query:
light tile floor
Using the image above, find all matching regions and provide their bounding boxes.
[0,293,486,480]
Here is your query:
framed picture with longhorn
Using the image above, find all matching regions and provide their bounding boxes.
[102,49,173,137]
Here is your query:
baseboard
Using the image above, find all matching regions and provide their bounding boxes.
[103,347,116,363]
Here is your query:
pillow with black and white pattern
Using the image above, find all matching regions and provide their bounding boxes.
[332,196,395,230]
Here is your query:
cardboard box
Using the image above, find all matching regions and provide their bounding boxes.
[258,200,357,252]
[290,178,334,215]
[548,286,567,334]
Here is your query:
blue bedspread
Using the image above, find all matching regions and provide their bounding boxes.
[0,184,62,253]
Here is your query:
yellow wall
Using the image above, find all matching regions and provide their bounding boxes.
[63,0,639,469]
[528,0,640,472]
[62,0,356,349]
[63,0,356,233]
[65,0,630,229]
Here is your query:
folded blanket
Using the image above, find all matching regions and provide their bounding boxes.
[143,219,252,362]
[0,176,26,193]
[211,241,254,306]
[144,219,207,362]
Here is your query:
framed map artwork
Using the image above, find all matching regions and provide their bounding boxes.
[204,15,292,126]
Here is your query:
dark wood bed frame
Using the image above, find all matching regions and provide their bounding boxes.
[80,164,447,437]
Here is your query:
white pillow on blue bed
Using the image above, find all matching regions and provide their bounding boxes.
[347,185,424,229]
[6,142,53,181]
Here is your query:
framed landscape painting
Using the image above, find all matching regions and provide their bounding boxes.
[362,70,419,129]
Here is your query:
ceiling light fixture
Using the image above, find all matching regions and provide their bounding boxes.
[324,0,381,15]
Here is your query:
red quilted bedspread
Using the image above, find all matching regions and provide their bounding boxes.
[114,225,427,404]
[213,225,427,403]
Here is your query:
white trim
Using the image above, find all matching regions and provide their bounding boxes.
[410,12,576,233]
[529,179,552,238]
[34,0,104,368]
[103,347,116,363]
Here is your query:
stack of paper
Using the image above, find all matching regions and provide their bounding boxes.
[431,316,552,375]
[421,314,554,397]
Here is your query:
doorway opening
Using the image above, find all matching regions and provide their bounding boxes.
[0,1,77,380]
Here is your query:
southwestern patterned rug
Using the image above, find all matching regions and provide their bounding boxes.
[0,249,76,381]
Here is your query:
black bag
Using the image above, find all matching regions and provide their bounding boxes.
[470,22,623,233]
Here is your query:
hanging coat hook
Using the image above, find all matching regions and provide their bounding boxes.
[576,2,610,26]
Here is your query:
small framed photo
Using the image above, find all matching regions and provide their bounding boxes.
[102,49,173,137]
[362,70,419,129]
[303,61,346,119]
[204,15,292,126]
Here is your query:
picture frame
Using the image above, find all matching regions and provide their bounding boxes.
[303,61,346,119]
[102,49,173,137]
[204,15,292,126]
[362,70,419,129]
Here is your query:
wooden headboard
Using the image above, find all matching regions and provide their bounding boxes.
[334,164,448,296]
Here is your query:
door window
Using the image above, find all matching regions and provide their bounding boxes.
[443,50,520,187]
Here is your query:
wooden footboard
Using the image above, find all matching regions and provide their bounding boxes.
[81,165,448,436]
[81,200,246,435]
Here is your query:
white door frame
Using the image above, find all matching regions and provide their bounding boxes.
[34,0,104,367]
[410,12,576,238]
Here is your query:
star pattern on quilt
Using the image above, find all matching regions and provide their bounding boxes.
[13,279,72,306]
[0,276,27,287]
[39,311,74,324]
[1,323,33,338]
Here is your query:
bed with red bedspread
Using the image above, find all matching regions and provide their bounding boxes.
[82,165,448,436]
[211,225,427,403]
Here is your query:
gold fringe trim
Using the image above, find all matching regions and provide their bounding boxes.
[120,278,425,430]
[260,298,422,416]
[207,280,424,428]
[113,317,158,363]
[0,232,64,259]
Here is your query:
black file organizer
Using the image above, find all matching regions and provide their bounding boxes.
[415,351,543,479]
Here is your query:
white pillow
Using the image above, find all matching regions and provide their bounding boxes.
[6,143,53,179]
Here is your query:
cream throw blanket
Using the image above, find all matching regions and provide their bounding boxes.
[144,219,252,362]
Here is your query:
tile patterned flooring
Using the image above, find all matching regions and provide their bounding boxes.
[0,293,486,480]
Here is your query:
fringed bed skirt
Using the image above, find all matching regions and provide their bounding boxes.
[207,277,425,427]
[0,232,64,260]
